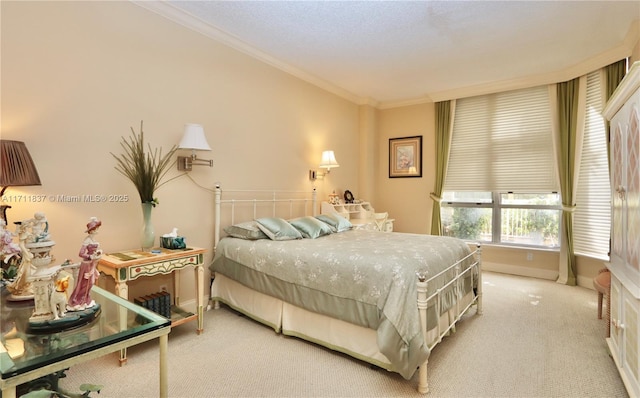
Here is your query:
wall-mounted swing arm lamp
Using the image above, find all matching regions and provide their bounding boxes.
[177,123,213,171]
[0,140,42,223]
[309,150,339,181]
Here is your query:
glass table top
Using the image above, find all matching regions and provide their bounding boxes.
[0,285,170,380]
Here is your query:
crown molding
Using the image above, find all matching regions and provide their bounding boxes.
[377,97,433,110]
[426,22,639,103]
[381,21,640,108]
[131,1,366,106]
[132,1,639,110]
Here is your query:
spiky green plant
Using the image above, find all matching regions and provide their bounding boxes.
[111,121,177,206]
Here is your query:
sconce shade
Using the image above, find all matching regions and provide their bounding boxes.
[319,150,339,170]
[177,123,214,171]
[309,150,339,181]
[178,124,212,151]
[0,140,42,188]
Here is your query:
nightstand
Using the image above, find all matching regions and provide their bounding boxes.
[98,247,206,333]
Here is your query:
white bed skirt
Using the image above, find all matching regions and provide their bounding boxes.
[211,273,474,373]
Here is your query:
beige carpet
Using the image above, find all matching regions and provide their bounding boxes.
[60,271,628,397]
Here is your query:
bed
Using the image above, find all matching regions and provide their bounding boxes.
[209,186,482,393]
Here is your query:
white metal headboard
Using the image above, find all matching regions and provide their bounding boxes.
[214,185,317,249]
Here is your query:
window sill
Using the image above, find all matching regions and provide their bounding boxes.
[464,241,560,253]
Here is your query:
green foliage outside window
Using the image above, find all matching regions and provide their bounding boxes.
[448,207,490,240]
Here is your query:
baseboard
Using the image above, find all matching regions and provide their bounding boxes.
[482,261,559,281]
[483,261,597,290]
[576,275,596,290]
[174,295,212,312]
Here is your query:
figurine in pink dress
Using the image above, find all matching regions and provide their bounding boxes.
[67,217,103,311]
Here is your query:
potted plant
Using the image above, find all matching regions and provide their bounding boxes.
[111,121,177,250]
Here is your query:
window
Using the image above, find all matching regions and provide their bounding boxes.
[442,85,560,248]
[444,86,557,192]
[442,192,561,248]
[573,70,611,260]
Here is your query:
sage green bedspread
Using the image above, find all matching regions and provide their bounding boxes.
[210,230,475,379]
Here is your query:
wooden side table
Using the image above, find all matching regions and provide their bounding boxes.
[98,247,206,362]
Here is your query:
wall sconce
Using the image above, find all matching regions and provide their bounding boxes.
[309,150,339,181]
[177,123,213,171]
[0,140,42,223]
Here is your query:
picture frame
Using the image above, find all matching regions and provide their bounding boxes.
[389,135,422,178]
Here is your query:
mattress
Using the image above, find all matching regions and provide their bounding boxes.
[210,229,475,379]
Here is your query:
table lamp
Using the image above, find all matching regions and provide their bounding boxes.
[0,140,42,223]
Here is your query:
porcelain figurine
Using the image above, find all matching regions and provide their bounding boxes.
[0,219,20,265]
[6,222,35,298]
[50,273,71,320]
[29,212,50,243]
[67,217,103,311]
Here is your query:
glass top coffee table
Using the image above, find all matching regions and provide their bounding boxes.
[0,285,171,398]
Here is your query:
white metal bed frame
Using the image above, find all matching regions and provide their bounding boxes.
[211,185,483,393]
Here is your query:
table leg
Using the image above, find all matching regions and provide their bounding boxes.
[115,281,129,365]
[174,270,181,307]
[159,334,168,398]
[1,387,16,398]
[196,264,204,334]
[114,281,129,300]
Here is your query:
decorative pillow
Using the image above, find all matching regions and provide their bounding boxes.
[289,216,333,239]
[255,217,303,241]
[315,213,352,233]
[223,221,268,240]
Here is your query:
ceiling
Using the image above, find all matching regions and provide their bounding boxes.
[136,1,640,108]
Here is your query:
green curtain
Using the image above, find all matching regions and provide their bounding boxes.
[604,59,627,165]
[605,59,627,99]
[554,77,585,286]
[430,100,454,235]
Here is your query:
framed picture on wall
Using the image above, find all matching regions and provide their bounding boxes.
[389,135,422,178]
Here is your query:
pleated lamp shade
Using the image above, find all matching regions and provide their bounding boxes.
[0,140,41,188]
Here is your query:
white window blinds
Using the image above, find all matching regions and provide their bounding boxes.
[444,86,558,192]
[574,70,611,260]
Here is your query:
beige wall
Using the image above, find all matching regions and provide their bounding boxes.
[376,103,434,234]
[1,1,359,306]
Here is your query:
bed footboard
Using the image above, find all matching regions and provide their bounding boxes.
[416,243,482,394]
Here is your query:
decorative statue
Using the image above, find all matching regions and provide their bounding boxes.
[50,273,71,320]
[29,211,50,242]
[0,219,21,265]
[67,217,103,311]
[6,222,35,297]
